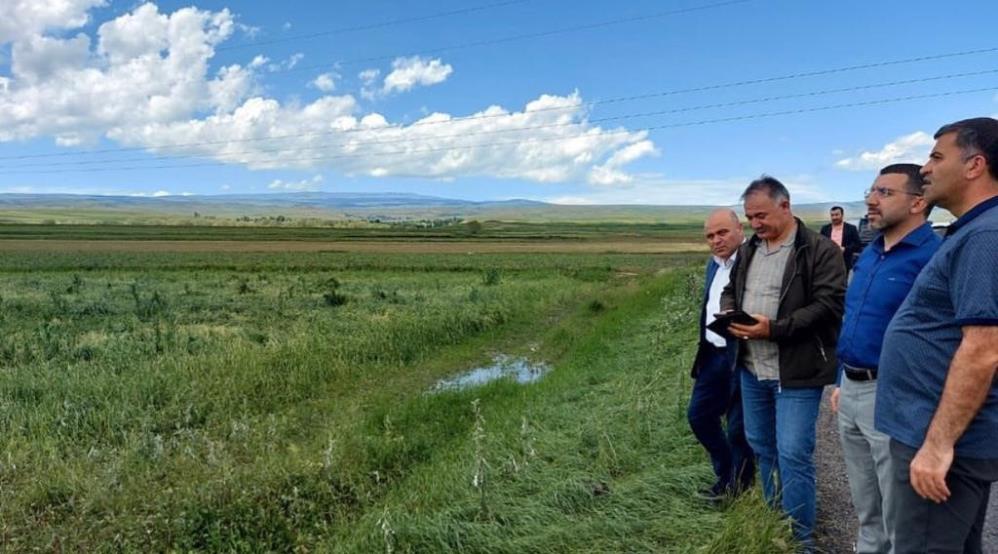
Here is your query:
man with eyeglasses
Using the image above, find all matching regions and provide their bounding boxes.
[831,163,940,553]
[876,117,998,552]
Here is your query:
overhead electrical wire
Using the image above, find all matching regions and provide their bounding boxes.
[2,45,996,163]
[5,85,995,175]
[280,0,752,73]
[6,68,996,171]
[217,0,533,52]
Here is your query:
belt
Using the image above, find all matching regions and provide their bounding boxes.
[843,363,877,382]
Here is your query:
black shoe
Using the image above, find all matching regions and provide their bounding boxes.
[731,479,755,498]
[695,482,729,503]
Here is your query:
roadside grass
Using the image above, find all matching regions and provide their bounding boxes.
[0,251,792,552]
[323,267,795,553]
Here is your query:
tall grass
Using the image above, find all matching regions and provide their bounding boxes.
[0,251,791,551]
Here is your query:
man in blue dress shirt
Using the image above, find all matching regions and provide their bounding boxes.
[688,208,754,501]
[876,118,998,553]
[831,163,941,553]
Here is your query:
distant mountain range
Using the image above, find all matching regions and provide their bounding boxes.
[0,192,906,225]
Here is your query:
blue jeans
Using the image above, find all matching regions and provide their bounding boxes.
[688,347,754,492]
[740,368,823,545]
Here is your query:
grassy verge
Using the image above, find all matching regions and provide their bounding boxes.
[0,254,792,551]
[323,267,795,553]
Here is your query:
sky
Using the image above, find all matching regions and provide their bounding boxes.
[1,0,997,205]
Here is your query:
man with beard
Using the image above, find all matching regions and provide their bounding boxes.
[821,205,862,270]
[877,118,998,552]
[831,163,940,553]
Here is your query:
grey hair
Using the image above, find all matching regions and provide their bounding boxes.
[741,175,790,203]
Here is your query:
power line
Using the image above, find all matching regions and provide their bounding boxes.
[5,85,994,175]
[3,45,996,163]
[282,0,752,73]
[217,0,532,52]
[8,68,996,170]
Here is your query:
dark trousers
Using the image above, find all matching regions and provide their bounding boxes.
[687,346,754,491]
[891,439,998,554]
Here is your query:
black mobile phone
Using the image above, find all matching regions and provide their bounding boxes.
[706,310,759,336]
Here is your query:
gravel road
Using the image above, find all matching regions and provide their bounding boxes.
[813,389,997,553]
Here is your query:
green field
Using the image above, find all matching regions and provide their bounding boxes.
[0,246,794,552]
[0,221,705,242]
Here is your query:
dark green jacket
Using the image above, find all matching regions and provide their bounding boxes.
[720,218,846,388]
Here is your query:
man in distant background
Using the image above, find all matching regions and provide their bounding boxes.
[831,163,940,553]
[821,205,862,270]
[688,208,754,502]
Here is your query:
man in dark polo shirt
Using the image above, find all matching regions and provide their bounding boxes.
[876,117,998,553]
[831,163,940,553]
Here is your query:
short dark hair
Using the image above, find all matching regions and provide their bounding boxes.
[741,175,790,202]
[880,162,934,217]
[934,117,998,181]
[830,206,844,214]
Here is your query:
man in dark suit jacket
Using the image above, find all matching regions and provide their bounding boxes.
[688,208,755,501]
[821,205,862,270]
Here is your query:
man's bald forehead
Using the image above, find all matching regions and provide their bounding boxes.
[705,208,741,228]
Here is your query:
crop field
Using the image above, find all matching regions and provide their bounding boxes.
[0,241,793,552]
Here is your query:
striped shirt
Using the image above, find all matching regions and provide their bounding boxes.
[742,228,796,380]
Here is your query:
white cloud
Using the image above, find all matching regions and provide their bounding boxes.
[12,33,92,81]
[127,190,184,197]
[96,3,168,63]
[382,56,452,95]
[835,131,933,171]
[312,72,337,92]
[268,174,323,191]
[0,4,654,187]
[588,140,658,186]
[107,91,654,186]
[0,0,105,44]
[0,3,239,142]
[359,68,381,100]
[547,175,830,206]
[267,52,304,72]
[210,64,257,114]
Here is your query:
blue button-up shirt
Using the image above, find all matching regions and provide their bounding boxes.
[877,195,998,458]
[837,222,941,372]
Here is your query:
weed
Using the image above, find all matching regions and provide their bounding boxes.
[376,507,396,554]
[323,290,348,307]
[130,283,168,321]
[471,399,491,519]
[481,268,501,286]
[66,274,84,294]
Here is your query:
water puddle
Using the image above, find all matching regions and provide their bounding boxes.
[431,355,551,392]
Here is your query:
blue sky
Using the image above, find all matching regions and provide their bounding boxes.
[1,0,997,205]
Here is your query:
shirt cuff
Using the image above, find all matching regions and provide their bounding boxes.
[955,318,998,326]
